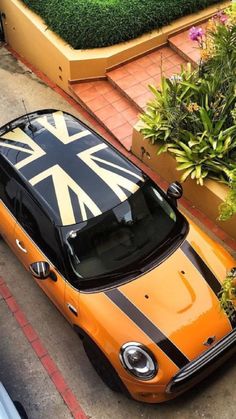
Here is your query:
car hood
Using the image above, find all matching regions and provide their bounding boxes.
[79,221,235,375]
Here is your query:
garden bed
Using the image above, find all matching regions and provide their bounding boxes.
[22,0,224,49]
[132,126,236,241]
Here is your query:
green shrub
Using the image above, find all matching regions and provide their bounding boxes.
[22,0,223,49]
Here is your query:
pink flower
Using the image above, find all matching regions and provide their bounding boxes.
[213,11,228,25]
[189,26,205,41]
[219,14,228,24]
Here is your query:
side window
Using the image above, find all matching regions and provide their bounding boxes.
[20,193,40,241]
[19,190,63,270]
[0,166,18,215]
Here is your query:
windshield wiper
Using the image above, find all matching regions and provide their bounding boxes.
[141,232,185,266]
[83,268,142,282]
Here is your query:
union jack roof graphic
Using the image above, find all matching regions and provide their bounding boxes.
[0,110,144,226]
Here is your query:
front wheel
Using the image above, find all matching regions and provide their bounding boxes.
[83,336,129,395]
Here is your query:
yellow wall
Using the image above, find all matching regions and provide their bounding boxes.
[0,0,231,87]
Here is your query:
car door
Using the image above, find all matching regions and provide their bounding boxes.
[14,188,66,314]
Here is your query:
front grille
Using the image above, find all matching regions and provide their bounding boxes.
[167,328,236,394]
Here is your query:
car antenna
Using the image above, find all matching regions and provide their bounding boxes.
[22,99,37,133]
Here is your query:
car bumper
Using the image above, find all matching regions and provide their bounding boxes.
[166,328,236,395]
[122,328,236,403]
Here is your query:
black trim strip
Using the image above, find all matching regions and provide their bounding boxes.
[181,241,235,328]
[105,289,189,369]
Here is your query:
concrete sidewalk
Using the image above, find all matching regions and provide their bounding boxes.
[0,45,84,127]
[0,285,73,419]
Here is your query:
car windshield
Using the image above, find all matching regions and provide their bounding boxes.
[64,180,188,285]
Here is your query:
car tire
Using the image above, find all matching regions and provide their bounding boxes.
[83,336,128,395]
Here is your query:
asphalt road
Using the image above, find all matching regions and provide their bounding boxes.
[0,44,236,419]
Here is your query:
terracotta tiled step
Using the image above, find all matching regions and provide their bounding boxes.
[107,46,187,111]
[70,79,139,150]
[169,23,207,66]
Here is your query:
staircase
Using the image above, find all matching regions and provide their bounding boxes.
[69,26,202,151]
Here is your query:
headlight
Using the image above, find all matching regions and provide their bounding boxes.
[120,342,157,380]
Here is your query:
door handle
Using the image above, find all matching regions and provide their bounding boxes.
[16,239,27,253]
[66,303,78,317]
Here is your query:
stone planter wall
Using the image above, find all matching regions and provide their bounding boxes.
[132,126,236,240]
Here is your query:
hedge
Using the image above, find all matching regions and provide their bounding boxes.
[22,0,224,49]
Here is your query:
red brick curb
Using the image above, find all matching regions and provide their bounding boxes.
[0,277,87,419]
[5,46,236,254]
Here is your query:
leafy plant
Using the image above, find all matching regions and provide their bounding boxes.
[141,70,236,185]
[219,173,236,221]
[219,268,236,317]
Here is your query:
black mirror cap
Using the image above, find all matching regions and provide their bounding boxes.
[167,182,183,206]
[29,261,50,280]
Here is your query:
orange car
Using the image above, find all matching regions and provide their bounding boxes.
[0,110,235,403]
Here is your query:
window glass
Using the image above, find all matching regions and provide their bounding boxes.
[65,180,186,283]
[0,167,18,214]
[20,197,40,240]
[19,190,63,270]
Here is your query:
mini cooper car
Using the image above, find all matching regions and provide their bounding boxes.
[0,110,235,403]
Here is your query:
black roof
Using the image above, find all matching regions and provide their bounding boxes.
[0,110,144,226]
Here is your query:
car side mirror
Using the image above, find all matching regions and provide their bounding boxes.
[167,181,183,207]
[29,261,57,281]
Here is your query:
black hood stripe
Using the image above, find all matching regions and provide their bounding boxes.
[181,241,222,295]
[181,241,235,329]
[105,289,189,369]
